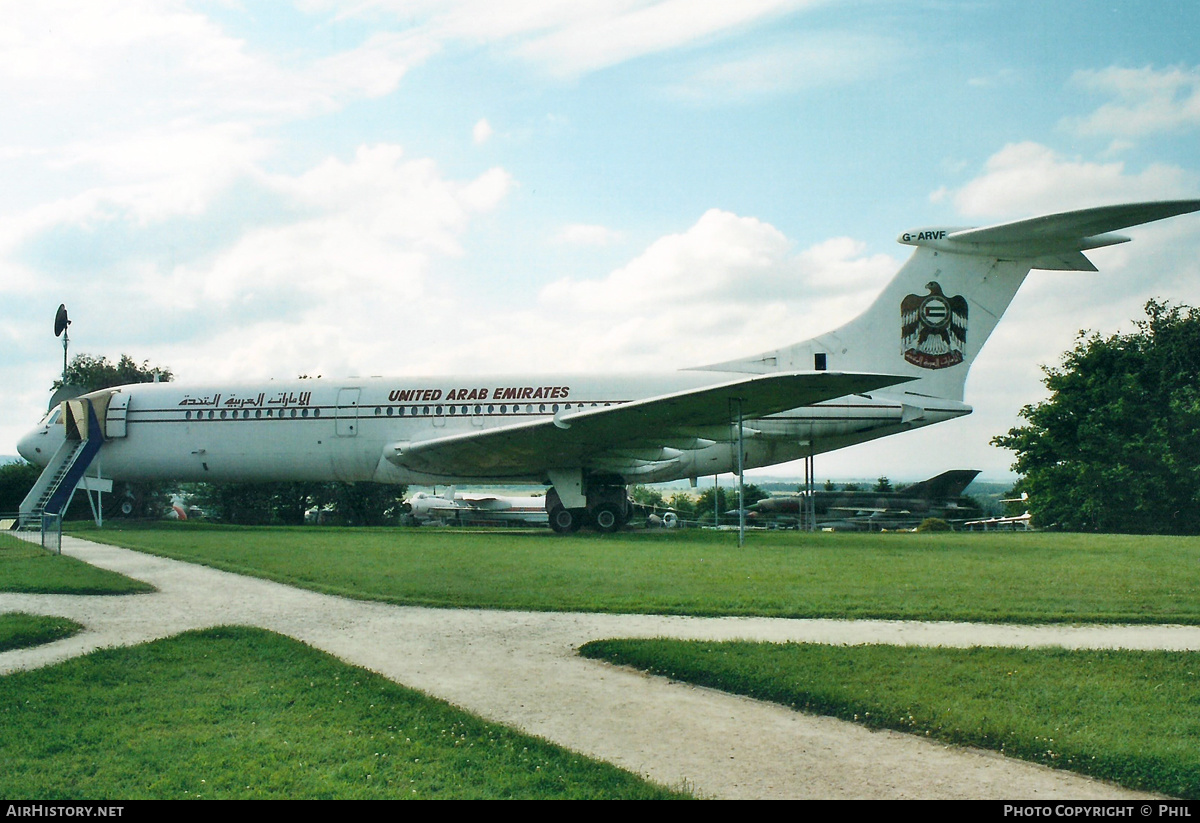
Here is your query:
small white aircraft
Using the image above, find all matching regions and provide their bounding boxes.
[18,200,1200,533]
[403,487,549,526]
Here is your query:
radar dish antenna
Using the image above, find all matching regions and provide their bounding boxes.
[54,304,70,337]
[54,303,71,385]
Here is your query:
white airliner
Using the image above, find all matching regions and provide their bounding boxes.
[18,200,1200,533]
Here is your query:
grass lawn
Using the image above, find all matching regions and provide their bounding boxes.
[8,523,1196,799]
[0,627,687,800]
[0,613,83,652]
[75,522,1200,623]
[0,537,154,595]
[581,639,1200,799]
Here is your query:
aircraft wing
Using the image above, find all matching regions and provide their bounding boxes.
[387,371,910,478]
[420,503,468,514]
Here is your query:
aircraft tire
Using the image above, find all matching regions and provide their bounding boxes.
[548,505,584,534]
[590,502,623,534]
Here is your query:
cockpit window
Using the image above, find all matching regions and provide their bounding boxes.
[44,408,62,426]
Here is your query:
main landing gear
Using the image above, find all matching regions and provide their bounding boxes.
[545,481,633,535]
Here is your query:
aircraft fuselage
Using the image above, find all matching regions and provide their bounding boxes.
[18,372,970,487]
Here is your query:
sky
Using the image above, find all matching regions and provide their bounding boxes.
[3,0,1200,484]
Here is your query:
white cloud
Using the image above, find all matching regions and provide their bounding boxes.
[967,68,1018,89]
[4,143,514,393]
[946,142,1197,218]
[1064,65,1200,138]
[473,118,494,145]
[662,31,897,101]
[555,223,622,245]
[514,209,897,371]
[183,144,511,312]
[511,0,814,77]
[327,0,819,78]
[269,144,512,254]
[0,3,440,240]
[0,3,427,119]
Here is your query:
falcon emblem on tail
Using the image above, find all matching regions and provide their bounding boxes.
[901,281,968,369]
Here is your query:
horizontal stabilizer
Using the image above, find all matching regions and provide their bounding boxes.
[948,200,1200,246]
[899,200,1200,269]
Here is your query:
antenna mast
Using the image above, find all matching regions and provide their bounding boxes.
[54,304,71,384]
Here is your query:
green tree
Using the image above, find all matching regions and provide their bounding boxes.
[192,483,277,525]
[741,484,769,508]
[992,300,1200,533]
[694,486,729,525]
[667,492,696,518]
[630,485,666,509]
[873,476,893,493]
[0,461,41,512]
[916,517,951,532]
[323,482,405,526]
[189,481,406,526]
[273,482,327,525]
[53,353,173,393]
[693,484,767,524]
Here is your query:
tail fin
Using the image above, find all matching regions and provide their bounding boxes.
[697,200,1200,401]
[899,469,980,500]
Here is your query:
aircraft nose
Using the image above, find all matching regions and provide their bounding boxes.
[16,426,49,466]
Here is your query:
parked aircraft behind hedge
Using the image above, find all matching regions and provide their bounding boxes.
[748,469,982,531]
[403,487,549,527]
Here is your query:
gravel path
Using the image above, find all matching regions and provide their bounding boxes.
[3,535,1195,800]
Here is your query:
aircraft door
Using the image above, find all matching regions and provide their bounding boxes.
[105,391,129,438]
[336,388,360,437]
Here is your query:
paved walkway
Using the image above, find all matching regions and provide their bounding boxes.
[3,536,1196,799]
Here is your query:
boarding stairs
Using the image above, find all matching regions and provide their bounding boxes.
[18,401,106,528]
